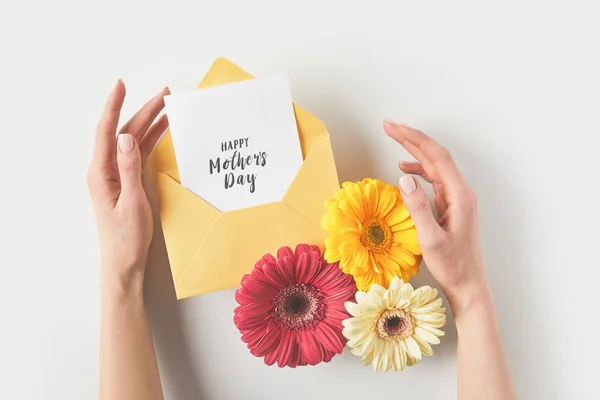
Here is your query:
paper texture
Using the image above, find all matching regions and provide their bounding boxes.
[164,74,303,212]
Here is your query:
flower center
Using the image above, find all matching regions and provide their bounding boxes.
[272,283,325,331]
[368,225,385,245]
[361,219,392,253]
[377,309,413,340]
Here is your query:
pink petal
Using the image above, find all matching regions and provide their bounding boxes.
[241,325,267,345]
[323,284,357,303]
[295,253,309,283]
[276,257,296,283]
[277,246,295,261]
[264,344,279,366]
[311,265,344,290]
[234,301,272,320]
[250,321,281,357]
[301,252,321,284]
[320,273,355,294]
[251,266,270,286]
[323,350,335,363]
[294,243,312,256]
[326,308,351,321]
[234,288,255,306]
[234,312,270,331]
[243,279,278,299]
[315,322,344,354]
[254,253,276,270]
[262,261,288,288]
[325,300,350,312]
[277,332,296,368]
[240,274,252,286]
[299,330,325,365]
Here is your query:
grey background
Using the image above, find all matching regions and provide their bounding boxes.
[2,0,599,398]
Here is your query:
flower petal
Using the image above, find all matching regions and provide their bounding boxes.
[394,228,419,245]
[276,331,296,368]
[242,279,277,299]
[262,261,288,289]
[387,206,410,226]
[315,322,344,354]
[299,330,325,365]
[277,246,295,260]
[249,321,281,357]
[404,336,422,360]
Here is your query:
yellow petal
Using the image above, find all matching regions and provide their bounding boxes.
[376,253,400,271]
[389,246,417,267]
[364,183,379,219]
[387,206,410,226]
[375,188,395,217]
[394,228,419,245]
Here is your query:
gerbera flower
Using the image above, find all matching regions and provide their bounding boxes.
[233,244,357,368]
[322,178,421,291]
[343,276,446,372]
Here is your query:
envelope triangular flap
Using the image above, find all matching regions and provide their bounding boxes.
[177,201,328,298]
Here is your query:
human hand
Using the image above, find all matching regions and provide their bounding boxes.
[87,80,169,295]
[383,120,488,313]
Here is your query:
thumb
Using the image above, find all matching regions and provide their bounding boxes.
[398,175,442,240]
[116,133,143,200]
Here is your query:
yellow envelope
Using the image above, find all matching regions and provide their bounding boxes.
[151,58,340,299]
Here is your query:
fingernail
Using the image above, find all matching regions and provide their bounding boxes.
[164,86,171,95]
[118,133,135,153]
[384,117,398,127]
[399,175,416,194]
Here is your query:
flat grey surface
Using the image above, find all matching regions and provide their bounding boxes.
[2,0,599,398]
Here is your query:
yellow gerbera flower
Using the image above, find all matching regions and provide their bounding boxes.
[342,276,446,372]
[322,178,421,291]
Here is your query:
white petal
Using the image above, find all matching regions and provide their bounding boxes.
[414,327,441,344]
[417,323,446,337]
[355,290,368,304]
[405,336,422,360]
[414,297,444,313]
[345,301,361,316]
[412,332,434,356]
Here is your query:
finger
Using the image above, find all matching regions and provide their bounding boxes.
[398,161,433,183]
[384,120,467,192]
[92,80,126,168]
[139,113,169,168]
[433,182,448,217]
[116,133,144,202]
[119,87,170,141]
[398,175,443,241]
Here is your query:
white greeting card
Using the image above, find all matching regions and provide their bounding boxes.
[164,74,303,212]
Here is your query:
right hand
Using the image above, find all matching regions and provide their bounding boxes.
[383,120,489,312]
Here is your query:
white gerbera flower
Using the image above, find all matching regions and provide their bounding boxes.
[342,276,446,371]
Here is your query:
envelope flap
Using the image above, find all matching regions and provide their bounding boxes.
[282,135,339,226]
[153,172,220,283]
[176,201,327,298]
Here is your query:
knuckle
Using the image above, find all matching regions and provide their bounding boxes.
[459,188,478,212]
[409,201,430,214]
[422,234,446,252]
[86,170,101,189]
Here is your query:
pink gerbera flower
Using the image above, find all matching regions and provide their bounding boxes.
[234,244,357,367]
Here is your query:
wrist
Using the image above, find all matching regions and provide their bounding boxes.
[445,278,495,320]
[101,262,146,301]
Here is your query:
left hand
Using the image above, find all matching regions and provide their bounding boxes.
[87,80,169,292]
